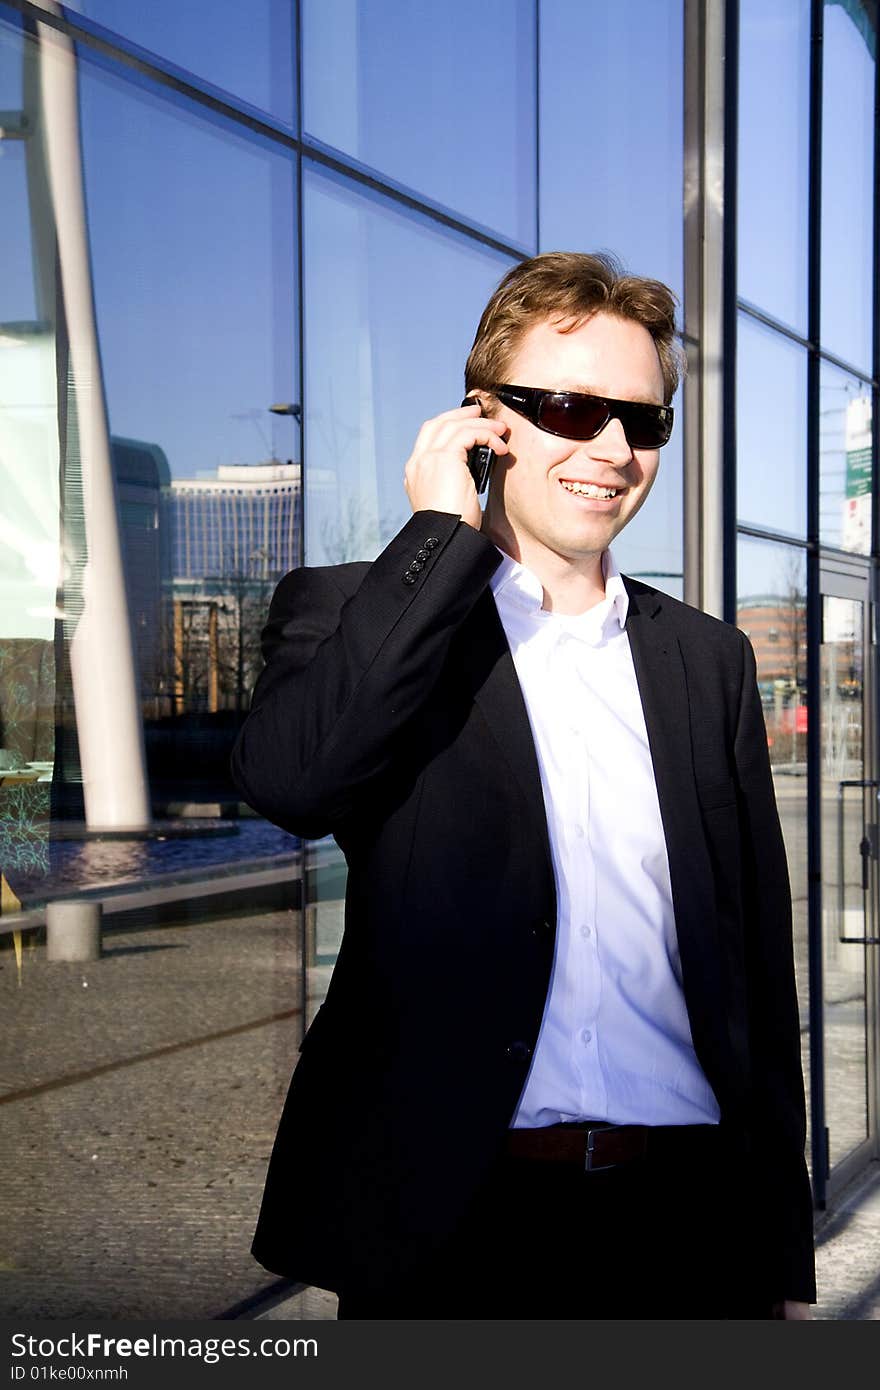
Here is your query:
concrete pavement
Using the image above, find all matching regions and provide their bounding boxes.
[1,901,878,1321]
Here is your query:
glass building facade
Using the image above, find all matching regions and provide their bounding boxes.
[735,0,878,1206]
[0,0,877,1318]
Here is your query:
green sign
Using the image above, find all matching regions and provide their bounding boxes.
[846,445,872,499]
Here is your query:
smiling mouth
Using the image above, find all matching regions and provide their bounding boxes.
[558,479,621,499]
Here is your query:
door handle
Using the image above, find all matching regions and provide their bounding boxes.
[837,780,880,943]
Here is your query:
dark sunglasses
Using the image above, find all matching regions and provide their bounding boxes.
[493,384,673,449]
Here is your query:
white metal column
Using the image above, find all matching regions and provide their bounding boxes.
[683,0,728,620]
[34,3,150,829]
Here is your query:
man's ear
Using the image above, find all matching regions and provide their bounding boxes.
[469,388,500,416]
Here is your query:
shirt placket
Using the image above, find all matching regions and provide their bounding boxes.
[553,632,604,1116]
[579,644,606,1115]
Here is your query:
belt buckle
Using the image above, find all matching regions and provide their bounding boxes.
[584,1122,620,1173]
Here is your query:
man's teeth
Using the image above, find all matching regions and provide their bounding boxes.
[559,480,618,498]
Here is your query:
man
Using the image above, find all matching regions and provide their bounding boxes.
[231,252,816,1319]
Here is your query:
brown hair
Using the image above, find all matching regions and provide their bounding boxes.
[464,250,685,406]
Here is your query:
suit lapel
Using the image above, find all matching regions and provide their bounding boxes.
[452,588,556,902]
[622,577,732,1089]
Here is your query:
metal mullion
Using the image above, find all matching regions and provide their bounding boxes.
[807,0,826,1208]
[874,9,880,570]
[815,348,878,391]
[294,0,309,1051]
[737,297,815,352]
[299,139,528,260]
[721,0,739,626]
[736,522,813,550]
[683,0,729,619]
[682,0,704,611]
[534,0,541,253]
[871,0,880,1167]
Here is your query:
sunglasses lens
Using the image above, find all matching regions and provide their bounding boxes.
[538,394,610,440]
[619,404,670,449]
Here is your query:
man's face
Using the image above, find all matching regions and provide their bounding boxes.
[485,311,667,568]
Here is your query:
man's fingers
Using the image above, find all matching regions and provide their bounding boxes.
[425,417,510,455]
[403,401,509,530]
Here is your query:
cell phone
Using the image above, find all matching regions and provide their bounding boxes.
[461,396,495,495]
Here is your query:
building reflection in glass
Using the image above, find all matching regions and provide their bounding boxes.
[737,536,810,1159]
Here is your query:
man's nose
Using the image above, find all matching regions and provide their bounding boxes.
[588,415,633,466]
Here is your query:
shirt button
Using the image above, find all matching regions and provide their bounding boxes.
[574,825,585,839]
[580,924,592,940]
[581,1028,593,1046]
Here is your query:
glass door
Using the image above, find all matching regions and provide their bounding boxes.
[818,561,879,1201]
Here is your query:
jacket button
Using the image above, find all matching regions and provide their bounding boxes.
[402,573,417,585]
[423,537,440,549]
[415,548,429,561]
[407,559,424,573]
[506,1041,532,1063]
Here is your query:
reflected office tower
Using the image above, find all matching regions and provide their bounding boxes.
[163,462,302,716]
[111,438,172,718]
[170,462,301,581]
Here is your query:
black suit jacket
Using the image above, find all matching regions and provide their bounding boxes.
[230,510,816,1303]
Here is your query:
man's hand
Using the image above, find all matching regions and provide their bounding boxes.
[403,400,509,531]
[771,1300,812,1319]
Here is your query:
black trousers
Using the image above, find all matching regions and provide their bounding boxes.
[336,1126,775,1320]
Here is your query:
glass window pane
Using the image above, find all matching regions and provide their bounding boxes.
[539,0,684,301]
[76,48,299,784]
[738,0,810,332]
[303,161,514,566]
[64,0,296,127]
[302,0,536,247]
[819,361,873,555]
[737,315,807,537]
[736,535,810,1167]
[79,67,298,487]
[820,592,869,1166]
[820,0,875,371]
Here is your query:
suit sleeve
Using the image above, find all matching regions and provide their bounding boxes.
[230,510,502,838]
[733,627,817,1304]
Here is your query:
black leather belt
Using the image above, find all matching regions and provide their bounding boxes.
[505,1121,722,1172]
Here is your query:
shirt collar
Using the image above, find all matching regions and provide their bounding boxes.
[490,545,629,634]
